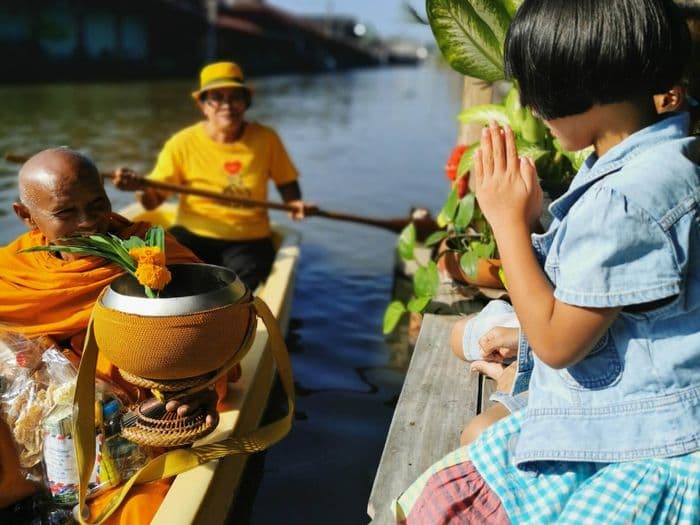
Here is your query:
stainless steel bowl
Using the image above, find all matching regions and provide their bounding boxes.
[100,263,248,316]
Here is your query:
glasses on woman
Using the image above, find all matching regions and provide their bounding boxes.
[204,90,248,106]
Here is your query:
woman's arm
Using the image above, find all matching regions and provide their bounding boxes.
[112,168,168,210]
[277,181,317,220]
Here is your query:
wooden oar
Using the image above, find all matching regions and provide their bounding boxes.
[5,153,437,235]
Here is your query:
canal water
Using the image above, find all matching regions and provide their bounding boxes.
[0,64,464,524]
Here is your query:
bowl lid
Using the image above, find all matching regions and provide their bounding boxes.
[100,263,248,316]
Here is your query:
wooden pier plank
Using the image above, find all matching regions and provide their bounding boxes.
[367,314,481,525]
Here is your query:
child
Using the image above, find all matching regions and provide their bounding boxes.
[451,81,695,448]
[396,0,699,523]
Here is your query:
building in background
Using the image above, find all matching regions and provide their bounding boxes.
[0,0,426,83]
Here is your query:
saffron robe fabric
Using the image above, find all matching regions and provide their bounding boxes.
[0,213,197,341]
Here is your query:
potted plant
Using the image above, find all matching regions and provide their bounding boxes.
[383,0,590,334]
[382,145,499,335]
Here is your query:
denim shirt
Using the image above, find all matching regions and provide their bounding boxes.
[511,112,700,466]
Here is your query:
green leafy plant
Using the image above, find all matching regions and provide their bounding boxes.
[381,147,496,335]
[383,0,591,334]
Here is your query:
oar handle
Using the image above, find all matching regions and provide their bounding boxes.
[121,173,418,232]
[4,153,436,235]
[101,172,297,213]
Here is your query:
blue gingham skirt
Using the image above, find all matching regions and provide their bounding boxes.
[469,410,700,524]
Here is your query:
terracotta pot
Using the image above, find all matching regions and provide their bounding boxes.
[437,242,504,289]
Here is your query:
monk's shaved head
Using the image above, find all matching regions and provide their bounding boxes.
[13,147,112,245]
[18,148,101,208]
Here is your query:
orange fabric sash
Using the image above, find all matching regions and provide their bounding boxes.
[0,213,198,341]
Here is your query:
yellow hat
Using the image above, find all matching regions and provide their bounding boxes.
[191,61,253,100]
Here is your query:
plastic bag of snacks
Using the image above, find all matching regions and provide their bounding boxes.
[0,332,72,480]
[0,331,135,509]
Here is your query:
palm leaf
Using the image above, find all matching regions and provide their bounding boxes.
[427,0,511,82]
[18,244,136,273]
[84,234,136,271]
[122,236,146,250]
[145,226,165,251]
[108,234,139,268]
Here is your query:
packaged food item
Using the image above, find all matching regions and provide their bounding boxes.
[0,334,75,479]
[42,401,122,507]
[42,404,80,507]
[101,399,151,482]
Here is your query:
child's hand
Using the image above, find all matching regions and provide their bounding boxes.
[473,121,543,232]
[479,325,519,362]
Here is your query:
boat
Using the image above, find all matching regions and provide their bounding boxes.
[119,202,300,524]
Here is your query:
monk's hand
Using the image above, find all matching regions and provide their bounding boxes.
[112,167,145,192]
[473,121,542,233]
[478,326,519,362]
[165,389,219,427]
[287,200,317,221]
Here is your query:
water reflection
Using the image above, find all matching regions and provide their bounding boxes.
[0,64,464,524]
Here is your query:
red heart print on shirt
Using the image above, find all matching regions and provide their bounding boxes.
[224,161,242,175]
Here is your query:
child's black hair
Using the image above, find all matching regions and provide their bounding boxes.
[504,0,691,119]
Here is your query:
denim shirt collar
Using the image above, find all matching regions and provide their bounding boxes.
[549,112,690,220]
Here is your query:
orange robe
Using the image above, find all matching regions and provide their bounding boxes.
[0,214,200,523]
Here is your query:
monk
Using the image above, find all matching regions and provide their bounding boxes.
[0,148,218,524]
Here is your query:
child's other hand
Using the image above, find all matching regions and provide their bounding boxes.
[473,121,542,232]
[470,361,517,393]
[479,326,519,362]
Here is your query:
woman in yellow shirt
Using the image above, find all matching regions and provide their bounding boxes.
[115,61,311,290]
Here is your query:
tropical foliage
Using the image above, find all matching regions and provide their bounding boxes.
[383,0,591,334]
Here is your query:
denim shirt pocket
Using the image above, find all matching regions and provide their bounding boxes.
[559,331,622,390]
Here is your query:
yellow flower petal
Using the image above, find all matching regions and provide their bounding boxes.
[129,246,165,265]
[135,263,172,290]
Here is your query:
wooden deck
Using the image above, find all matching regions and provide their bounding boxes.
[368,286,498,524]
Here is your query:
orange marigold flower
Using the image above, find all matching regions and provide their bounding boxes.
[129,246,165,266]
[135,263,172,290]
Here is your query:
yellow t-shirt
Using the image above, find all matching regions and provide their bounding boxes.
[149,121,298,240]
